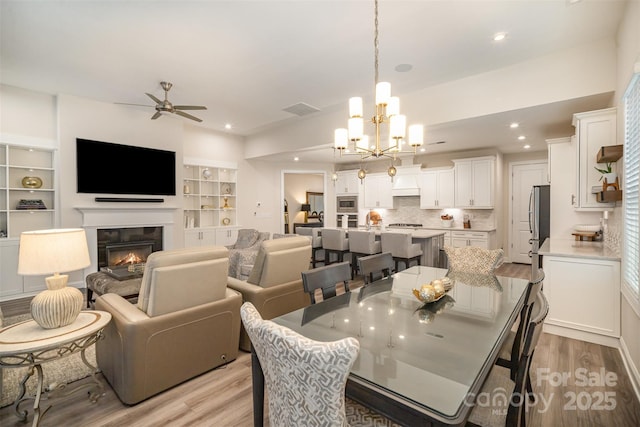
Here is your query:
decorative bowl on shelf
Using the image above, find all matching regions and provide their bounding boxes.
[22,176,43,189]
[221,217,231,226]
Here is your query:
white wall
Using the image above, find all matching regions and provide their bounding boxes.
[0,84,56,142]
[616,0,640,397]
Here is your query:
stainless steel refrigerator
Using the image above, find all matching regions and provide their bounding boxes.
[529,184,550,280]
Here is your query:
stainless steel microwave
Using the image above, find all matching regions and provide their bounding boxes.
[337,196,358,213]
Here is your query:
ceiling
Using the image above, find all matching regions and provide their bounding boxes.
[0,0,628,163]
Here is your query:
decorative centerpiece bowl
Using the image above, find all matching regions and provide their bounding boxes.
[412,277,453,304]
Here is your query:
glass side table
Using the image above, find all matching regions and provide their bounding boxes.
[0,311,111,427]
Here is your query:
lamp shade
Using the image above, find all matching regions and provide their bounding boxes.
[18,228,91,275]
[301,204,311,212]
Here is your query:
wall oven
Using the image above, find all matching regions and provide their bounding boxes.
[337,196,358,213]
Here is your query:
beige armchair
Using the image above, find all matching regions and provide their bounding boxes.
[227,236,312,351]
[95,246,242,405]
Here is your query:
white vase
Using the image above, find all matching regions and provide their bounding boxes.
[30,275,83,329]
[603,172,617,185]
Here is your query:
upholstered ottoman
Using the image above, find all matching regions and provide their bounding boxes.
[86,272,142,308]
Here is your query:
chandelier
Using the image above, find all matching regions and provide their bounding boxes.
[334,0,423,181]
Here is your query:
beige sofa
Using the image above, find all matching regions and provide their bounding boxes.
[95,246,242,405]
[227,236,312,351]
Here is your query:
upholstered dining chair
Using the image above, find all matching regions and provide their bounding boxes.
[321,228,350,267]
[358,251,394,285]
[380,232,422,272]
[296,226,324,268]
[240,302,360,427]
[467,291,549,427]
[301,261,351,304]
[348,229,382,278]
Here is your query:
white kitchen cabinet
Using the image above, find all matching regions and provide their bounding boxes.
[572,107,617,210]
[453,157,494,208]
[419,168,454,209]
[451,230,496,249]
[335,170,360,195]
[363,174,393,208]
[542,255,620,338]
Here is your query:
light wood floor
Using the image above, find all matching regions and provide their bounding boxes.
[1,264,639,426]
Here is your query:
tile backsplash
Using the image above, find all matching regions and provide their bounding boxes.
[363,196,495,229]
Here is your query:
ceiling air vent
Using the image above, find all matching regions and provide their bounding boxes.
[282,102,321,117]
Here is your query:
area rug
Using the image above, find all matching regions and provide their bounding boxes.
[0,314,96,408]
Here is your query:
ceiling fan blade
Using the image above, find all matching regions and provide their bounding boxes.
[115,102,154,107]
[174,105,207,111]
[174,110,203,122]
[146,93,162,104]
[151,111,162,120]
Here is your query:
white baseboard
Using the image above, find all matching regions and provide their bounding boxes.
[543,323,620,348]
[619,336,640,405]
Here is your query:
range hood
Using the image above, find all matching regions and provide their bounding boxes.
[391,165,421,197]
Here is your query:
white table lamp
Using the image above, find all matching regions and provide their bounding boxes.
[18,228,91,329]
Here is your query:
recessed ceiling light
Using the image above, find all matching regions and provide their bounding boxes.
[524,144,531,149]
[294,157,299,161]
[493,32,507,42]
[510,122,519,129]
[518,135,526,140]
[224,123,232,130]
[419,148,426,152]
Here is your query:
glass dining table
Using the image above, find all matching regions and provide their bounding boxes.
[250,265,530,426]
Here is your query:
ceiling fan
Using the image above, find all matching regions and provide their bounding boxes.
[118,81,207,122]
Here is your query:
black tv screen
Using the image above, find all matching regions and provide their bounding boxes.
[76,138,176,196]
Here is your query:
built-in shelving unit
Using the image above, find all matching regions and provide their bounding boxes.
[0,143,56,239]
[183,158,239,248]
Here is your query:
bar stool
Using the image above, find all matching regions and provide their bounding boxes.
[321,228,350,267]
[296,226,324,267]
[348,230,381,278]
[380,232,423,272]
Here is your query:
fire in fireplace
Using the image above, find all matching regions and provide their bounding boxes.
[97,227,163,275]
[106,241,155,268]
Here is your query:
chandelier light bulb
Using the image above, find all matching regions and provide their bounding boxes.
[348,117,364,141]
[375,82,391,106]
[390,114,406,139]
[349,97,363,118]
[387,97,400,117]
[334,128,348,150]
[409,124,424,146]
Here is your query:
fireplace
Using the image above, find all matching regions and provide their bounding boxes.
[97,227,162,278]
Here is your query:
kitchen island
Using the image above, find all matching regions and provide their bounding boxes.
[539,238,621,346]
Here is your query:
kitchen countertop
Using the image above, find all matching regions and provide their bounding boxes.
[538,238,621,261]
[384,226,497,232]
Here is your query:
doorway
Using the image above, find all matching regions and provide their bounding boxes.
[281,171,326,234]
[509,161,548,264]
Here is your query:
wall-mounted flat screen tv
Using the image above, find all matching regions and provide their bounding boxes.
[76,138,176,196]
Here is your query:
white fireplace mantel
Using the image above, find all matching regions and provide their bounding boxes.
[75,206,179,274]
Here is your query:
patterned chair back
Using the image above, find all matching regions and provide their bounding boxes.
[240,302,359,427]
